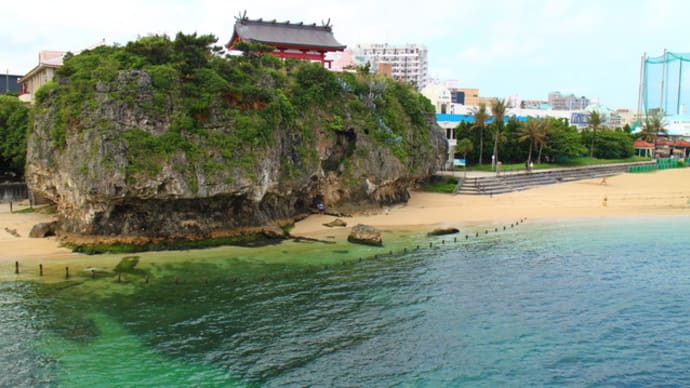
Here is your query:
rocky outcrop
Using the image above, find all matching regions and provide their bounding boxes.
[26,66,446,244]
[347,224,383,246]
[323,218,347,228]
[29,221,58,238]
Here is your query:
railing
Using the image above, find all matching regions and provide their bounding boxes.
[0,182,28,203]
[629,158,689,173]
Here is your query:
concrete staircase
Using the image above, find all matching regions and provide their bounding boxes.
[456,161,656,196]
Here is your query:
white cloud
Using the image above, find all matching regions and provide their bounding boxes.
[2,0,690,108]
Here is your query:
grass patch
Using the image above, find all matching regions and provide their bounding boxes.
[465,157,652,172]
[420,175,459,193]
[13,207,36,214]
[13,205,57,214]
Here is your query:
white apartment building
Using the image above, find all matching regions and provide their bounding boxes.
[350,43,429,90]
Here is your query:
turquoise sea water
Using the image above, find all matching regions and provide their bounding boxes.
[2,216,690,386]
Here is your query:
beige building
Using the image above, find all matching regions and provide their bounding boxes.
[450,87,480,106]
[421,82,451,113]
[19,51,66,103]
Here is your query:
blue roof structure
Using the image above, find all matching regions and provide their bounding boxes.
[436,113,528,124]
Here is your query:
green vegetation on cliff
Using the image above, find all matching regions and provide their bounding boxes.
[0,95,30,177]
[36,33,437,185]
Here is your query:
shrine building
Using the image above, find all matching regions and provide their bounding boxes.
[227,13,346,68]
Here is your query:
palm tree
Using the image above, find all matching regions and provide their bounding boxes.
[455,138,473,177]
[470,103,489,165]
[455,138,474,162]
[536,117,552,163]
[587,110,604,158]
[490,98,509,169]
[639,111,667,144]
[517,117,545,164]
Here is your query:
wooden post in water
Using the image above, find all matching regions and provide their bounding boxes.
[65,267,69,279]
[15,261,19,274]
[39,264,43,276]
[91,269,95,279]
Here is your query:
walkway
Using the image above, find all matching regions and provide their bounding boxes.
[438,161,657,196]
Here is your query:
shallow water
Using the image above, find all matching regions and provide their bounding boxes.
[2,216,690,386]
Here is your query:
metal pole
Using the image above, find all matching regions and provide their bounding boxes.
[661,49,667,114]
[677,58,683,115]
[637,53,646,120]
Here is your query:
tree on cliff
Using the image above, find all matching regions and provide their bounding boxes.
[0,95,29,178]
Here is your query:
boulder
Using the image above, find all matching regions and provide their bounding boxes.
[323,218,347,228]
[427,227,460,236]
[29,221,58,238]
[347,224,383,246]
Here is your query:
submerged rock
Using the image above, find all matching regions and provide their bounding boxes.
[427,227,460,236]
[347,224,383,246]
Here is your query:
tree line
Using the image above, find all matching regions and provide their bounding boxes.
[452,98,651,167]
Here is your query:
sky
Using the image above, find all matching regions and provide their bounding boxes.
[2,0,689,109]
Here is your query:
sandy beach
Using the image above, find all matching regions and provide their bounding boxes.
[2,168,690,262]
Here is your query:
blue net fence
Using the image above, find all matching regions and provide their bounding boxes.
[642,51,690,116]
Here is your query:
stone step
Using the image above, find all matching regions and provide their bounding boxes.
[455,161,656,195]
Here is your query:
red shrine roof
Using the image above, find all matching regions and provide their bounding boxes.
[228,16,346,51]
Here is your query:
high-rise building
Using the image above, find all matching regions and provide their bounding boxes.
[548,91,590,110]
[349,43,428,90]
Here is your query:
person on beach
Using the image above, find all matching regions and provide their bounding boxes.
[600,176,607,185]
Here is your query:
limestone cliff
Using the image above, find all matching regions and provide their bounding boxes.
[25,34,447,243]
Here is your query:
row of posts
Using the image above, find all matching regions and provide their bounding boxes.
[11,261,144,282]
[10,218,527,281]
